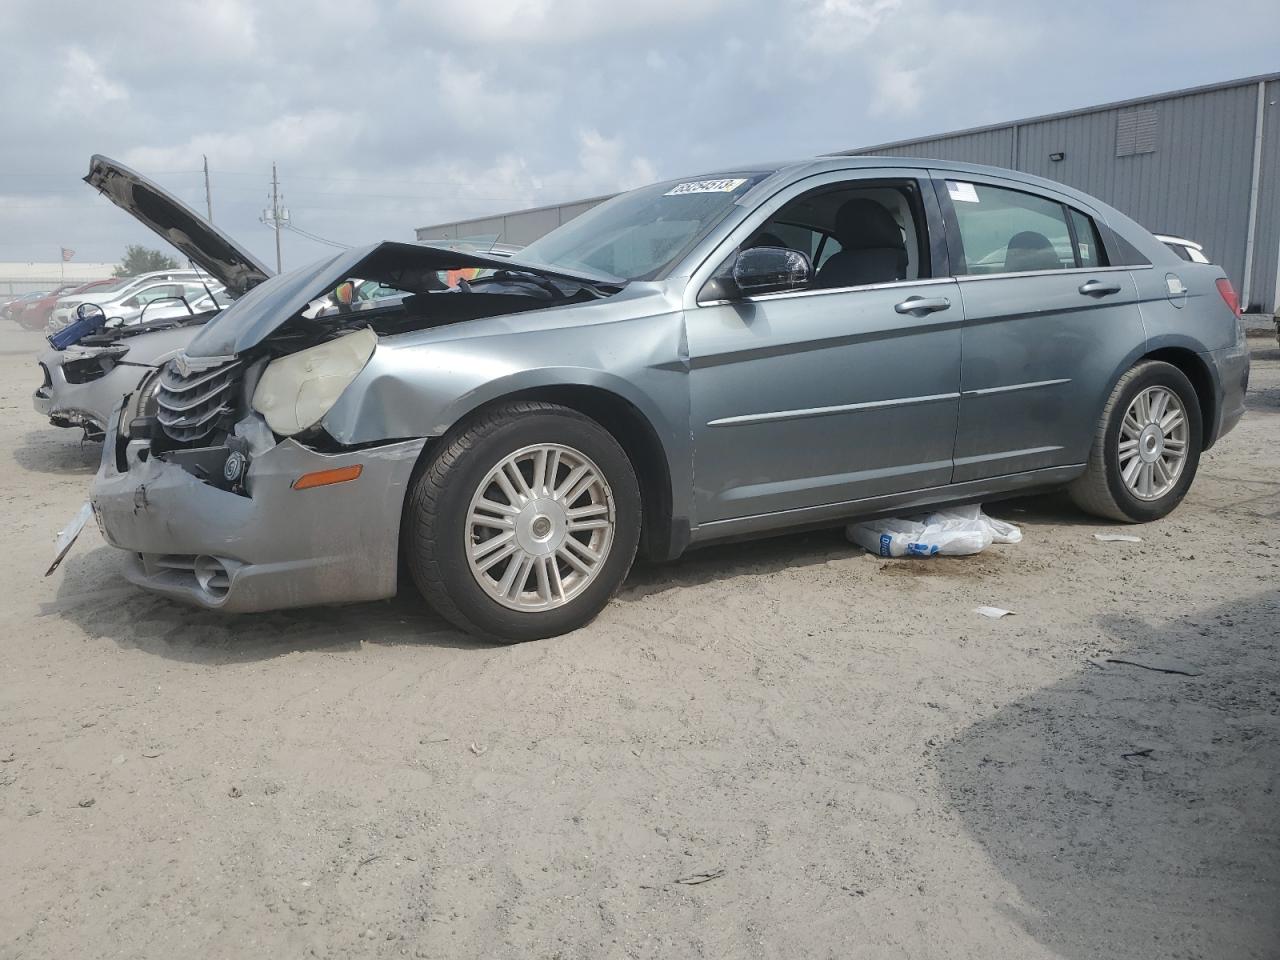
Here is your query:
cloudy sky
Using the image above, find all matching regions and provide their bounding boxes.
[3,0,1278,272]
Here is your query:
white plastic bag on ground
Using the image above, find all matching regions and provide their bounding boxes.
[846,504,1022,558]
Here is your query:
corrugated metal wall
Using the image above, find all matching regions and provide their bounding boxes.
[415,197,608,248]
[855,78,1280,312]
[1253,78,1280,315]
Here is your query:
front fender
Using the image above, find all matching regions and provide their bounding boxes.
[319,314,694,544]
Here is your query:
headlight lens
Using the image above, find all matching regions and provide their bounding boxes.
[251,327,377,436]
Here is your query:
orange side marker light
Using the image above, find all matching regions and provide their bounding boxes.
[291,464,363,490]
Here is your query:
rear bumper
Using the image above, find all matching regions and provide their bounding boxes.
[90,408,426,613]
[1204,336,1249,446]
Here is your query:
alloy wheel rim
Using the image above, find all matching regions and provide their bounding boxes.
[1118,386,1188,501]
[465,443,616,612]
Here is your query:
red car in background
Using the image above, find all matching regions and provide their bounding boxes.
[12,279,118,330]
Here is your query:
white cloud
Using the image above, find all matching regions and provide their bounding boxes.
[870,62,923,116]
[55,47,127,114]
[797,0,903,50]
[398,0,729,44]
[120,110,355,172]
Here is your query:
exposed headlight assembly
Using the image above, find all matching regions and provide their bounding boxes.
[120,365,164,438]
[251,327,377,436]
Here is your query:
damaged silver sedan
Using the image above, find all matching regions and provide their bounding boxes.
[80,154,1248,642]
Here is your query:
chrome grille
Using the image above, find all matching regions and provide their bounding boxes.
[155,356,242,444]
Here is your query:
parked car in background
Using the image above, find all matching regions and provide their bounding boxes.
[36,161,270,441]
[49,269,212,329]
[15,279,116,330]
[79,154,1249,643]
[8,284,78,329]
[1156,234,1211,264]
[36,316,214,440]
[98,280,228,327]
[3,290,52,325]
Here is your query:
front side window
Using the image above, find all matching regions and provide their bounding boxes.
[725,178,930,290]
[948,181,1075,275]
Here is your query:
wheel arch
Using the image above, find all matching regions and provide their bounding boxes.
[1098,337,1220,451]
[1139,345,1219,449]
[404,380,683,564]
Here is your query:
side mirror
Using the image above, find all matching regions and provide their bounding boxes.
[334,280,356,306]
[730,247,813,298]
[75,302,105,322]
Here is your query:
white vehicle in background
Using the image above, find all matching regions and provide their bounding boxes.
[1156,234,1211,264]
[51,278,221,331]
[48,269,212,330]
[104,282,228,327]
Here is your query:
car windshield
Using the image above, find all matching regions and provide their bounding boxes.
[517,172,774,281]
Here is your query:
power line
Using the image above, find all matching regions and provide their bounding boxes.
[283,223,351,249]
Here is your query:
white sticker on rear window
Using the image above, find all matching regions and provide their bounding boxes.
[947,181,980,203]
[665,178,748,196]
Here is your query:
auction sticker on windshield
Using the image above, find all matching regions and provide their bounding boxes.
[665,178,748,196]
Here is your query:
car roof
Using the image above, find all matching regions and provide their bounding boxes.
[697,155,1111,209]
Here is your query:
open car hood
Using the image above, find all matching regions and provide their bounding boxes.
[84,155,273,296]
[186,240,623,357]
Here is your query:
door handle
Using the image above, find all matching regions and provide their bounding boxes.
[1078,279,1122,297]
[894,296,951,315]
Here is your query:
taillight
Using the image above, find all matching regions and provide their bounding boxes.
[1216,277,1240,316]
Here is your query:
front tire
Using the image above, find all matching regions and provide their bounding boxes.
[404,401,641,643]
[1068,360,1202,523]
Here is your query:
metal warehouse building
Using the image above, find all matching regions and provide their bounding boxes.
[418,72,1280,312]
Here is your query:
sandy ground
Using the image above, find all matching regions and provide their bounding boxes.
[0,322,1276,960]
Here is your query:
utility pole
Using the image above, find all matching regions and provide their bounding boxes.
[202,155,213,223]
[271,162,283,273]
[259,163,288,273]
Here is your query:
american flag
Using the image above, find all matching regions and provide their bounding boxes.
[60,247,75,262]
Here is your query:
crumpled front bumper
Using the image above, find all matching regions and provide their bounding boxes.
[90,406,426,613]
[34,348,144,435]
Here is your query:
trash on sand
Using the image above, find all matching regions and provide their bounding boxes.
[469,742,487,756]
[974,606,1015,619]
[1100,656,1201,677]
[1094,533,1143,543]
[45,501,94,577]
[1122,748,1154,762]
[675,868,725,885]
[847,505,1021,558]
[78,798,95,808]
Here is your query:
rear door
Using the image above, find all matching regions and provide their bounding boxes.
[935,174,1145,481]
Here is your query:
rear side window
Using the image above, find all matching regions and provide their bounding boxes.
[947,181,1075,275]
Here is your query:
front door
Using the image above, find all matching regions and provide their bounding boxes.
[686,172,963,525]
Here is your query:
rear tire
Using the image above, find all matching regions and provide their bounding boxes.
[404,401,641,643]
[1068,360,1202,523]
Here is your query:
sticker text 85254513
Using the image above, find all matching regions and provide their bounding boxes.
[664,178,748,196]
